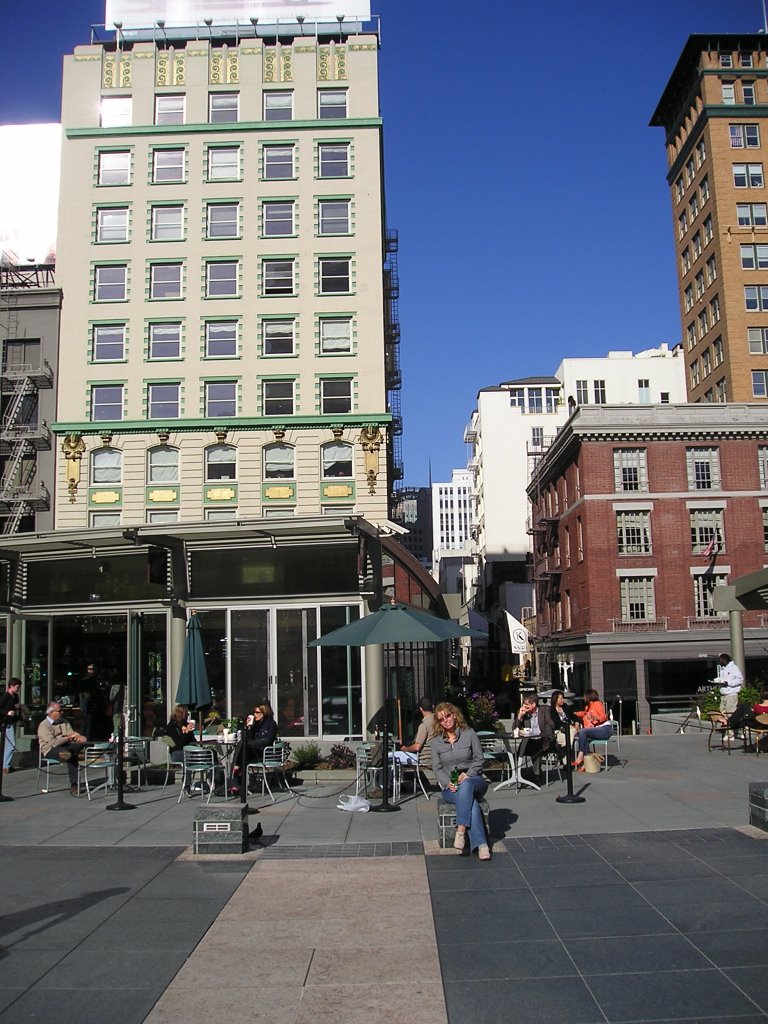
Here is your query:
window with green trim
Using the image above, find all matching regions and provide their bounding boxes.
[98,150,130,185]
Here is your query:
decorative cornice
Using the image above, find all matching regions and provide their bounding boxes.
[52,413,392,435]
[66,117,382,140]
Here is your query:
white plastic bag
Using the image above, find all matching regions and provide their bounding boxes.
[337,794,371,812]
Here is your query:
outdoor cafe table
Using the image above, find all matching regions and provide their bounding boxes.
[492,731,541,793]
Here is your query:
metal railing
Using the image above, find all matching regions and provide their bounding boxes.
[611,618,668,632]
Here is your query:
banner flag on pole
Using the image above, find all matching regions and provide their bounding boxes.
[505,611,529,654]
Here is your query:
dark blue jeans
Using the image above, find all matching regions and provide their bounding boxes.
[441,776,488,850]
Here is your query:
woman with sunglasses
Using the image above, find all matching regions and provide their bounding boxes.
[230,702,278,795]
[431,702,490,860]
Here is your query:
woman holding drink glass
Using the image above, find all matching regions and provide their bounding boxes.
[430,702,490,861]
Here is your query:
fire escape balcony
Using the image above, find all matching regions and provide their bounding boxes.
[0,480,50,511]
[0,360,54,390]
[0,422,52,452]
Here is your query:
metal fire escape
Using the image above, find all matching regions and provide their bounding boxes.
[0,264,54,534]
[383,230,403,512]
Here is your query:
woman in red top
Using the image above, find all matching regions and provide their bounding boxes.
[572,689,612,771]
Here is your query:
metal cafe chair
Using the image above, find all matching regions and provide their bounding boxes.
[82,744,118,800]
[247,742,296,802]
[177,747,216,803]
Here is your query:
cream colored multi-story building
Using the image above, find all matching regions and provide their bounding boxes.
[55,25,393,527]
[652,33,768,406]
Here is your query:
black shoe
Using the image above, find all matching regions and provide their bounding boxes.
[70,784,80,797]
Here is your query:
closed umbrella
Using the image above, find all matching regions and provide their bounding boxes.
[175,611,212,741]
[309,603,485,811]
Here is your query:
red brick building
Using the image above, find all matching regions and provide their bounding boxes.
[527,403,768,730]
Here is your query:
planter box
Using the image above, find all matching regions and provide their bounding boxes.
[193,803,247,854]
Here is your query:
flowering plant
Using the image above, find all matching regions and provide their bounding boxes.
[464,690,499,730]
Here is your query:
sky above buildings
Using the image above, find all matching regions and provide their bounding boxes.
[0,0,762,484]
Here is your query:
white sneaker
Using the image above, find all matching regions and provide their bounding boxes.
[478,844,491,861]
[453,829,466,851]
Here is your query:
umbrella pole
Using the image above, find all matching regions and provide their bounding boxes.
[371,645,399,813]
[239,718,255,815]
[107,713,136,812]
[556,726,585,806]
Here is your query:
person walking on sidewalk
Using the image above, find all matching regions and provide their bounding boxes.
[38,702,88,795]
[431,702,490,861]
[0,678,22,774]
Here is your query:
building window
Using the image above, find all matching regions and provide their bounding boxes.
[150,263,182,299]
[209,92,238,123]
[753,370,768,397]
[681,247,691,274]
[685,157,695,184]
[738,202,768,227]
[321,441,353,478]
[100,96,131,127]
[763,508,768,552]
[151,205,184,241]
[205,444,236,481]
[318,257,351,294]
[616,511,651,555]
[147,510,178,524]
[98,150,130,185]
[318,199,350,235]
[689,193,699,219]
[741,52,754,67]
[91,384,123,421]
[686,447,721,490]
[263,443,294,479]
[713,337,724,365]
[759,446,768,488]
[262,200,294,237]
[148,322,181,359]
[686,324,696,350]
[531,426,544,448]
[318,142,350,178]
[205,321,237,358]
[744,81,756,105]
[620,576,656,621]
[613,448,648,492]
[733,163,764,188]
[684,284,693,311]
[690,359,700,388]
[206,261,238,298]
[91,446,122,484]
[320,377,352,414]
[205,381,236,417]
[147,446,179,483]
[318,88,347,119]
[148,383,180,419]
[263,144,294,180]
[575,380,588,404]
[690,508,723,555]
[696,139,706,165]
[208,146,240,181]
[263,319,294,356]
[263,379,294,416]
[722,81,736,104]
[706,255,717,285]
[741,244,768,270]
[263,259,294,296]
[698,310,708,339]
[692,231,703,258]
[720,53,733,67]
[700,176,710,202]
[694,573,727,618]
[675,176,685,202]
[152,148,185,183]
[730,124,761,148]
[263,91,292,121]
[90,511,121,527]
[745,285,768,311]
[702,347,712,377]
[96,207,128,243]
[593,380,606,404]
[93,324,125,361]
[206,203,239,239]
[678,211,688,238]
[320,317,352,354]
[94,265,127,301]
[155,95,184,125]
[637,379,650,403]
[206,508,238,522]
[709,295,720,324]
[716,378,727,402]
[695,271,706,299]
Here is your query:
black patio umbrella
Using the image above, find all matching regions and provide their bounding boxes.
[175,611,212,741]
[309,603,485,811]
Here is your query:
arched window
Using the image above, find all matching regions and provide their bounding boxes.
[205,444,236,482]
[147,446,179,483]
[263,443,294,479]
[321,441,353,478]
[91,446,122,485]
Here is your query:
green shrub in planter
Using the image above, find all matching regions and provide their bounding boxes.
[291,741,322,769]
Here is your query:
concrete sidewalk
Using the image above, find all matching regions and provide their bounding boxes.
[0,734,766,1023]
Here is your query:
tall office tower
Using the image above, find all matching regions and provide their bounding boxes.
[54,8,397,528]
[652,33,768,406]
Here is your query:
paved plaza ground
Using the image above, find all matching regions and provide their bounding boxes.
[0,733,766,1022]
